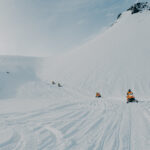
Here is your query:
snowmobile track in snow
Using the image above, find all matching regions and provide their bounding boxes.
[0,98,150,150]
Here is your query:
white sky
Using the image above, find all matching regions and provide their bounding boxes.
[0,0,149,56]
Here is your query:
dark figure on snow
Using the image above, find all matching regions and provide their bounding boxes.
[58,83,62,87]
[52,81,56,85]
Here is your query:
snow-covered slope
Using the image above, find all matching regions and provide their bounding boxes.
[0,56,42,99]
[41,5,150,98]
[0,3,150,150]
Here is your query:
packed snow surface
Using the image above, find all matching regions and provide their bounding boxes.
[0,6,150,150]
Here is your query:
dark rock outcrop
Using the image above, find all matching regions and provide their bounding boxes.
[127,2,150,14]
[117,2,150,20]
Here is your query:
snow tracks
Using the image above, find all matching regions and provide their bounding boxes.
[0,98,150,150]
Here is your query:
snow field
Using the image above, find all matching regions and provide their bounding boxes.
[0,93,150,150]
[0,6,150,150]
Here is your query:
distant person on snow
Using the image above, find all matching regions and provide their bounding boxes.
[96,92,101,98]
[58,83,62,87]
[126,89,138,103]
[52,81,56,85]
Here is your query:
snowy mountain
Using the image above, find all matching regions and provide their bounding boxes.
[0,2,150,150]
[41,2,150,98]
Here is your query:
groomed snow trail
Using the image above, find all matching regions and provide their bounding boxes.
[0,94,150,150]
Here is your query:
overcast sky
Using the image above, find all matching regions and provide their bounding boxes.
[0,0,149,56]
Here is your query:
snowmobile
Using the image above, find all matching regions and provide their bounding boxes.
[127,98,138,103]
[127,95,138,103]
[96,92,101,98]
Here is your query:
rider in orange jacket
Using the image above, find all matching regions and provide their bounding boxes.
[96,92,101,98]
[126,89,135,103]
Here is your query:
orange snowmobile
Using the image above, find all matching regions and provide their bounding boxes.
[126,89,138,103]
[96,92,101,98]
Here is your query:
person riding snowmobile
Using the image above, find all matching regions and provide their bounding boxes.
[126,89,138,103]
[96,92,101,98]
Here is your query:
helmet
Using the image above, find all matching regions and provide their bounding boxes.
[128,89,131,92]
